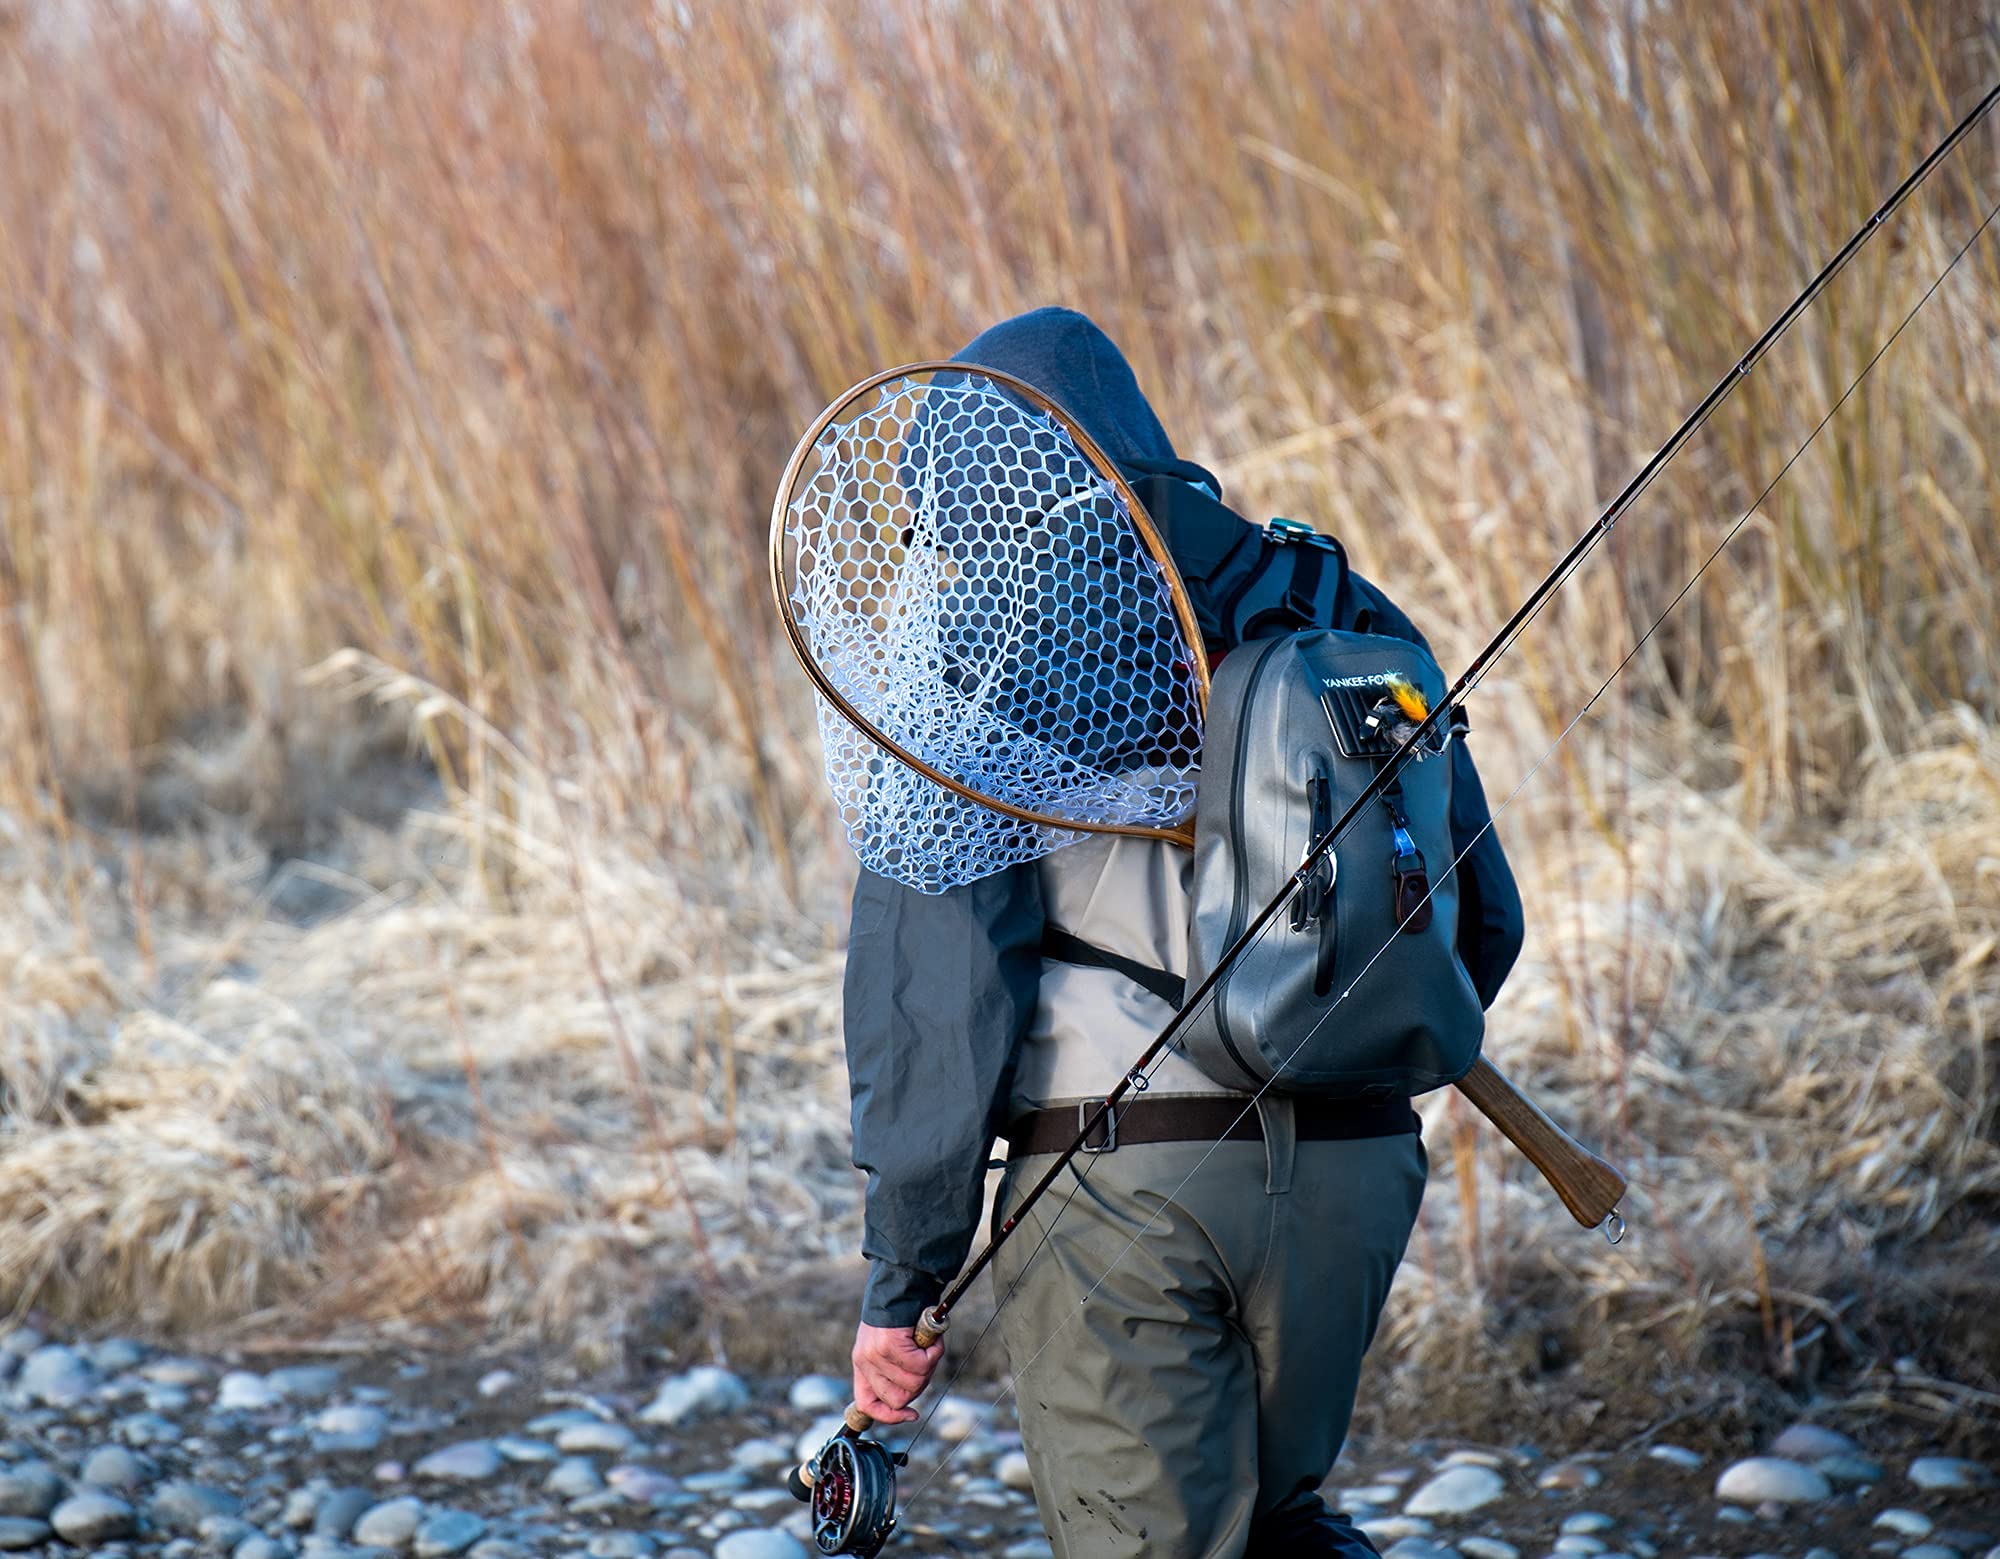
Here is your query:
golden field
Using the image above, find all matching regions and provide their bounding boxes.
[1,0,1996,1439]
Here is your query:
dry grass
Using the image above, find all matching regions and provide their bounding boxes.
[1,0,1997,1426]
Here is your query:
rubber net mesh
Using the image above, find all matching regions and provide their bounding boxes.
[785,372,1205,893]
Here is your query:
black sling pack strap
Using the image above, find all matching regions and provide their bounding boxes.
[1119,460,1348,658]
[1039,926,1185,1008]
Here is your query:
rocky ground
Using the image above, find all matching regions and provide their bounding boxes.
[0,1326,1993,1558]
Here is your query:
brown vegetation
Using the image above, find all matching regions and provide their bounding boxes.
[0,0,1996,1436]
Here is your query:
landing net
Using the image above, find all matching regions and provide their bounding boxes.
[779,369,1205,893]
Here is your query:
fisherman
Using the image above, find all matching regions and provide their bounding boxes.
[840,307,1525,1558]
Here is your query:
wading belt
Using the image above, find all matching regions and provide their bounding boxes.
[1023,926,1422,1153]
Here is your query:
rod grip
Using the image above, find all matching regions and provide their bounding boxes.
[1455,1055,1626,1229]
[913,1304,949,1350]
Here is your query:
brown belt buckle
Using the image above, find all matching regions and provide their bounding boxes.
[1079,1101,1118,1153]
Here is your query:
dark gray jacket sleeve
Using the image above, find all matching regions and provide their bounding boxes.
[1445,738,1524,1008]
[842,863,1044,1327]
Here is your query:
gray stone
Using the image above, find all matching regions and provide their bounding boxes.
[233,1539,289,1559]
[785,1376,846,1414]
[1537,1462,1602,1492]
[468,1544,533,1559]
[314,1489,377,1539]
[1442,1450,1507,1468]
[1406,1464,1505,1516]
[554,1422,634,1457]
[474,1372,515,1399]
[352,1497,427,1549]
[1901,1548,1964,1559]
[1772,1424,1861,1461]
[603,1467,678,1506]
[1646,1445,1703,1470]
[413,1510,486,1558]
[149,1481,243,1534]
[712,1534,808,1559]
[1562,1514,1616,1536]
[492,1438,555,1465]
[19,1346,96,1406]
[1910,1457,1992,1491]
[640,1368,749,1429]
[414,1444,504,1484]
[544,1460,603,1501]
[1876,1511,1936,1539]
[0,1518,50,1551]
[0,1461,65,1518]
[143,1359,212,1388]
[1358,1516,1434,1541]
[928,1397,988,1443]
[1555,1539,1607,1556]
[997,1450,1034,1491]
[201,1515,255,1551]
[217,1374,285,1413]
[1459,1542,1520,1559]
[265,1367,343,1403]
[521,1410,603,1436]
[792,1415,845,1464]
[81,1445,151,1491]
[86,1339,147,1375]
[313,1407,390,1455]
[282,1488,327,1529]
[51,1492,139,1544]
[729,1438,793,1472]
[585,1536,655,1559]
[1715,1457,1830,1505]
[684,1470,749,1495]
[115,1411,181,1447]
[1381,1542,1458,1559]
[1000,1542,1054,1559]
[1819,1453,1886,1484]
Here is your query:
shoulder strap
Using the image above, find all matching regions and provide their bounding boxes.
[1040,926,1186,1008]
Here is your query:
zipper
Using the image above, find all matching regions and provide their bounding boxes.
[1213,636,1290,1088]
[1308,764,1337,997]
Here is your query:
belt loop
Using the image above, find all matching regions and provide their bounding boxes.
[1256,1095,1295,1195]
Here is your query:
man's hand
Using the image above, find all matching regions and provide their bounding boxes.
[852,1321,945,1424]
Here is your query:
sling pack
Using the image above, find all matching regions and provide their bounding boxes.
[1046,467,1485,1098]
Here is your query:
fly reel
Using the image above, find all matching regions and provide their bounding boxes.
[789,1428,903,1557]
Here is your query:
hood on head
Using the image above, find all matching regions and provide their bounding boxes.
[950,307,1177,468]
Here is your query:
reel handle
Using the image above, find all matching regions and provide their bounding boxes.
[790,1306,950,1496]
[1457,1056,1626,1229]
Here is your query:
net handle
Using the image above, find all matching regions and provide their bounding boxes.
[768,360,1210,846]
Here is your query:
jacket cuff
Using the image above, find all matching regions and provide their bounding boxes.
[861,1259,946,1329]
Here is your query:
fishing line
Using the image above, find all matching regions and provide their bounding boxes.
[897,166,2000,1518]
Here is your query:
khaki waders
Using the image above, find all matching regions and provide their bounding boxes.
[992,1102,1427,1559]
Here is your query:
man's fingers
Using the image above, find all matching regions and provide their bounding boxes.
[859,1356,930,1397]
[851,1380,917,1424]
